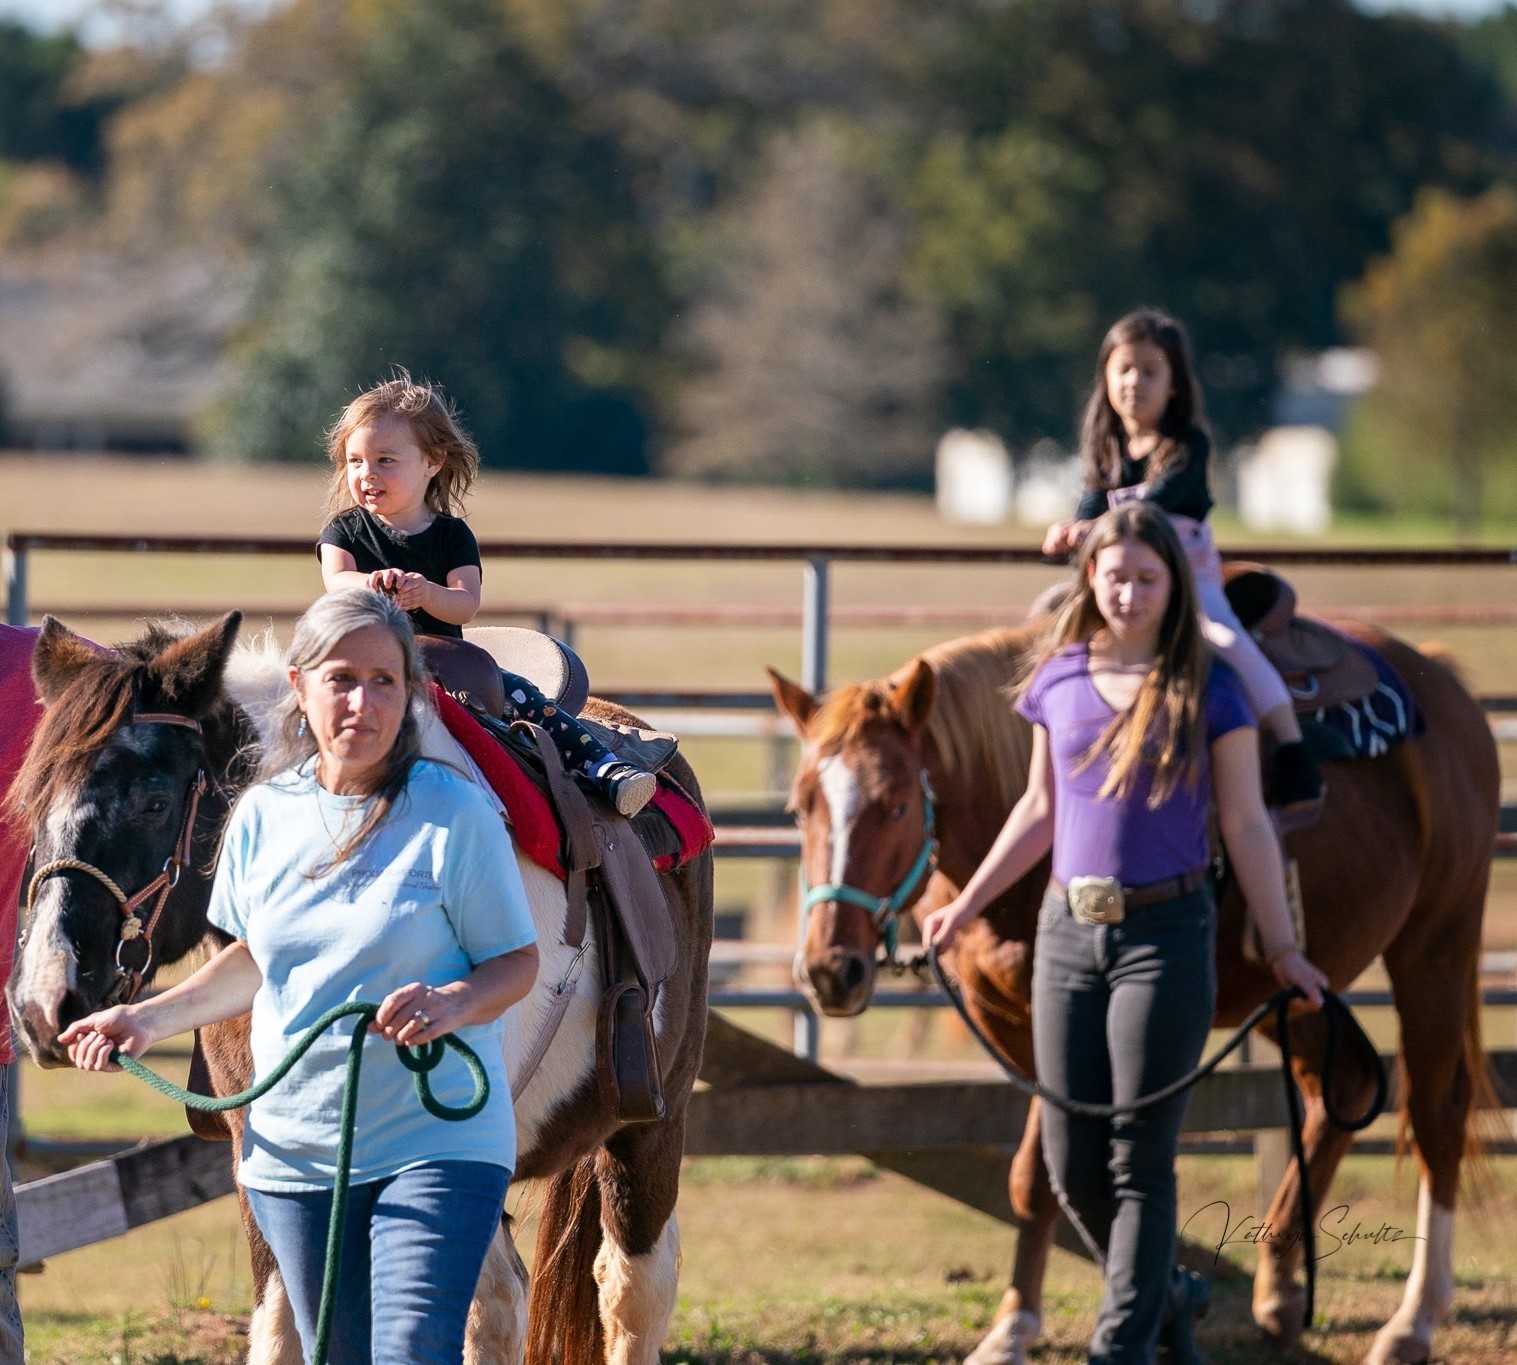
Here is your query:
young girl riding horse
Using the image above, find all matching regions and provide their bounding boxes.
[318,372,656,816]
[1043,310,1322,814]
[928,502,1328,1364]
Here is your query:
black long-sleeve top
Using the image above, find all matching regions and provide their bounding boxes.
[1073,428,1214,523]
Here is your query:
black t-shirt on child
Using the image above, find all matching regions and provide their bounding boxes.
[317,507,481,639]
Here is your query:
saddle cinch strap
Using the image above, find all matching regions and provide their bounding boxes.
[1221,563,1378,711]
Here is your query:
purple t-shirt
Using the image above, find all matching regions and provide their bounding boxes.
[1017,642,1255,886]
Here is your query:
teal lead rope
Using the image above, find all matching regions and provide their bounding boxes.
[112,1000,489,1365]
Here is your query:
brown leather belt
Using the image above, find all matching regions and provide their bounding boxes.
[1050,868,1208,912]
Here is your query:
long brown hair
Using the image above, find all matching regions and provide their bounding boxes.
[1077,309,1207,493]
[1030,503,1212,805]
[322,369,480,521]
[269,588,432,871]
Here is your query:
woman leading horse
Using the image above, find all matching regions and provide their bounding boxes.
[770,542,1498,1365]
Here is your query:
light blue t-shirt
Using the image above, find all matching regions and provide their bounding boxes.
[207,759,537,1192]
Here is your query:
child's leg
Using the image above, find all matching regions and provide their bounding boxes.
[1191,577,1298,739]
[501,670,656,816]
[1192,579,1322,809]
[501,671,615,772]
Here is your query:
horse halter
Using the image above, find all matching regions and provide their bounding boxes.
[25,711,210,1007]
[800,768,939,963]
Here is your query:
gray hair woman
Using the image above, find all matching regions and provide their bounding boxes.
[63,588,539,1365]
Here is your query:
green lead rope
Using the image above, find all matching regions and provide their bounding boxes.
[113,1000,489,1365]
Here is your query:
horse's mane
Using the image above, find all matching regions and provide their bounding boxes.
[7,626,176,824]
[807,624,1039,812]
[223,630,290,751]
[915,626,1039,812]
[7,625,287,828]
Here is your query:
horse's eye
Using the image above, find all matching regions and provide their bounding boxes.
[890,804,907,821]
[142,797,170,818]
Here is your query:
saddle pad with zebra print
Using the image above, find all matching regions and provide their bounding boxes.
[1301,640,1423,761]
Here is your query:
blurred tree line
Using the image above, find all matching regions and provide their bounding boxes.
[2,0,1516,516]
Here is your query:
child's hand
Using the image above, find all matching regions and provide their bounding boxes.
[367,568,405,597]
[922,896,978,951]
[1041,522,1070,558]
[390,572,432,611]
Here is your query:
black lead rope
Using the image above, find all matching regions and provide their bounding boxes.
[924,945,1387,1328]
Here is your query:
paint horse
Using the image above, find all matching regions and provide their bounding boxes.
[769,619,1498,1365]
[6,613,714,1365]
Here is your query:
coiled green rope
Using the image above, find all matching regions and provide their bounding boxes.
[112,999,489,1365]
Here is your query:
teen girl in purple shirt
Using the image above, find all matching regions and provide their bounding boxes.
[926,502,1327,1364]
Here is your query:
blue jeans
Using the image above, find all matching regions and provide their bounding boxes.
[1032,884,1216,1363]
[246,1160,510,1365]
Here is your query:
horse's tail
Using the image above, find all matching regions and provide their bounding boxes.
[526,1155,604,1365]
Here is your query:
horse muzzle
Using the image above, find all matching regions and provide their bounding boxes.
[794,942,877,1017]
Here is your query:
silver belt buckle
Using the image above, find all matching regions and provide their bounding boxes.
[1067,875,1125,925]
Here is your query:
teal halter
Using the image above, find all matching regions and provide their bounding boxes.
[801,770,938,961]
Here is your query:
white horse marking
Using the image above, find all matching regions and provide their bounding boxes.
[464,1221,530,1365]
[593,1215,681,1365]
[963,1308,1041,1365]
[246,1269,301,1365]
[1366,1180,1453,1364]
[817,754,863,887]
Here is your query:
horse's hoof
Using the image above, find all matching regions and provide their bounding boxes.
[1363,1324,1433,1364]
[1252,1287,1306,1346]
[963,1309,1041,1365]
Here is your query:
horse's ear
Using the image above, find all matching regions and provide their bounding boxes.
[145,611,244,718]
[767,666,819,736]
[32,615,102,703]
[890,659,936,735]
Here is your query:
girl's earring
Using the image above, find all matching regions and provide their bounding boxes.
[297,714,308,739]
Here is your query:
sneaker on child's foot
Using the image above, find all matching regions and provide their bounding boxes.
[600,762,657,817]
[1272,740,1324,812]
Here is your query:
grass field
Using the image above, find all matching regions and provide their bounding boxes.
[4,452,1517,1360]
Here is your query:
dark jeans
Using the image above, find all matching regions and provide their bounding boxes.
[1032,883,1216,1363]
[247,1160,510,1365]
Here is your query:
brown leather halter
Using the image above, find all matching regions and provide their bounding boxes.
[24,711,210,1006]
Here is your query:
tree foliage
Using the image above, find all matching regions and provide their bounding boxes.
[4,0,1515,487]
[913,0,1506,447]
[1340,186,1517,533]
[207,0,669,472]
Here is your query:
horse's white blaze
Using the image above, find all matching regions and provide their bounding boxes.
[505,856,599,1152]
[246,1269,301,1365]
[464,1222,529,1365]
[817,753,862,887]
[963,1309,1040,1365]
[11,797,88,1030]
[1367,1180,1453,1363]
[593,1215,680,1365]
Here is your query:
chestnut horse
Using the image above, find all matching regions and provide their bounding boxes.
[769,620,1498,1365]
[6,614,714,1365]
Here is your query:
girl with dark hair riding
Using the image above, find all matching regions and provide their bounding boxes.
[1043,310,1322,813]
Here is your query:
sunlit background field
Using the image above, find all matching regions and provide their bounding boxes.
[4,453,1516,1361]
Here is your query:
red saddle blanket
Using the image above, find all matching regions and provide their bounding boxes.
[433,685,714,880]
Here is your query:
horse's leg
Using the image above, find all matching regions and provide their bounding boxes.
[965,1096,1058,1365]
[465,1218,531,1365]
[591,1120,684,1365]
[1248,1013,1379,1345]
[246,1262,300,1365]
[1360,935,1485,1365]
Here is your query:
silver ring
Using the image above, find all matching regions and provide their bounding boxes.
[413,1009,430,1027]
